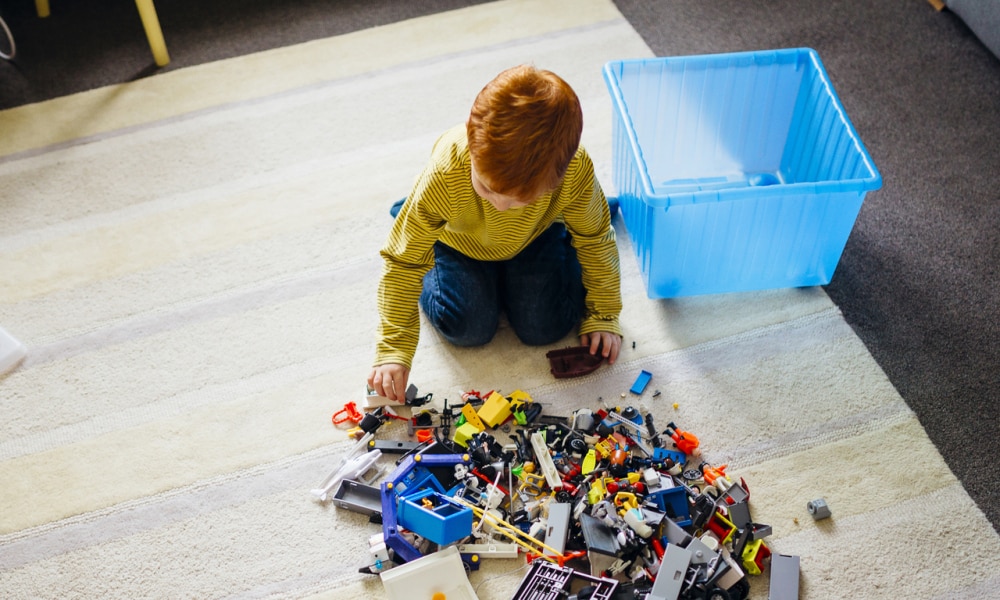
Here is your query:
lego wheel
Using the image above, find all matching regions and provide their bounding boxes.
[726,579,750,600]
[702,588,731,600]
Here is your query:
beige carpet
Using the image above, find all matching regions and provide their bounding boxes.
[1,0,998,598]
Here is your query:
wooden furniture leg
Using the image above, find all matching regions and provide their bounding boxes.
[34,0,169,67]
[134,0,170,66]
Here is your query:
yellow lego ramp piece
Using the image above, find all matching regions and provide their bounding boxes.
[478,392,512,428]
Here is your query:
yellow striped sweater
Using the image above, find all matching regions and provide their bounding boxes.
[375,124,622,368]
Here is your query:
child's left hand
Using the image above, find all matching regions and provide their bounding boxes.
[580,331,622,364]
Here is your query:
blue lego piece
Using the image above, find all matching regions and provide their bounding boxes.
[653,447,686,466]
[649,485,691,528]
[396,488,473,546]
[461,553,482,572]
[381,452,472,564]
[630,370,652,394]
[394,465,447,497]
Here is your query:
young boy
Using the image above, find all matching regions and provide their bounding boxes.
[368,65,622,402]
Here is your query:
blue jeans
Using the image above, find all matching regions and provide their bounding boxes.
[420,223,585,347]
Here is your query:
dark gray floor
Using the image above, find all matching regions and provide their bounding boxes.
[2,0,997,533]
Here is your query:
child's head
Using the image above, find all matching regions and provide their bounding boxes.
[467,65,583,207]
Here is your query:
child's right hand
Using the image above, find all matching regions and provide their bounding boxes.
[368,363,410,403]
[580,331,622,365]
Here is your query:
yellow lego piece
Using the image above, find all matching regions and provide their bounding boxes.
[711,510,737,545]
[508,390,533,403]
[614,492,639,513]
[477,391,512,428]
[519,471,547,497]
[594,436,616,458]
[453,422,481,448]
[581,449,597,475]
[742,539,767,575]
[461,403,486,432]
[587,478,607,505]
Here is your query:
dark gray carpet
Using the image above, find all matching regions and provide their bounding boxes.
[2,0,997,534]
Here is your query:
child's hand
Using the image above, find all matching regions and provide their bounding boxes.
[368,363,411,403]
[580,331,622,365]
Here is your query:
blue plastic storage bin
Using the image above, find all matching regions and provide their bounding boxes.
[603,48,881,298]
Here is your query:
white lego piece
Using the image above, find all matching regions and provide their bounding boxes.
[362,382,418,409]
[481,482,505,510]
[623,507,653,538]
[380,546,479,600]
[368,533,392,573]
[643,467,660,489]
[0,327,27,377]
[311,448,382,502]
[311,433,373,498]
[455,543,519,558]
[530,431,563,489]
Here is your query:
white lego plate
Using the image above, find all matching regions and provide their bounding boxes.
[0,327,27,377]
[380,546,479,600]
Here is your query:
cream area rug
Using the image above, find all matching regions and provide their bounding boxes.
[1,0,998,598]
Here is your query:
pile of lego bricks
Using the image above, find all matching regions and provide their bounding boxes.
[314,386,802,600]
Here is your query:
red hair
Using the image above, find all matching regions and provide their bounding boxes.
[467,65,583,199]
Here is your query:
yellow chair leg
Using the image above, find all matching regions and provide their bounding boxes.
[134,0,170,67]
[35,0,50,18]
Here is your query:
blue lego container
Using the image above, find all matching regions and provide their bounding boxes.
[603,48,881,298]
[396,489,473,546]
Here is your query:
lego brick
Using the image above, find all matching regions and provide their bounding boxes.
[455,543,519,559]
[543,502,572,557]
[579,512,620,576]
[529,431,563,489]
[715,552,747,592]
[332,479,382,518]
[0,326,27,377]
[380,546,479,600]
[630,370,652,394]
[662,518,693,547]
[396,489,473,546]
[770,554,800,600]
[546,345,605,378]
[363,382,418,409]
[453,422,481,448]
[808,498,831,519]
[728,500,752,530]
[686,536,718,565]
[477,391,512,428]
[653,447,687,466]
[741,538,771,576]
[648,543,693,600]
[461,403,486,431]
[649,482,691,528]
[368,439,425,454]
[381,453,473,564]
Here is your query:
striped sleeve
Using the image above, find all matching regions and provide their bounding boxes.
[560,150,623,337]
[374,164,451,368]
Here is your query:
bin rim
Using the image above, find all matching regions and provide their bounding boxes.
[637,176,883,208]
